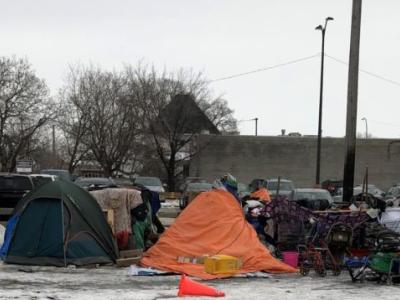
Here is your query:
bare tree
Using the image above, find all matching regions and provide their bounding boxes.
[60,65,141,177]
[198,98,238,134]
[126,65,237,190]
[0,56,53,171]
[57,68,92,173]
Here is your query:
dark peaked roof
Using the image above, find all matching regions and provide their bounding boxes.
[161,94,219,135]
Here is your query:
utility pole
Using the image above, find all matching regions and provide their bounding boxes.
[255,118,258,136]
[315,17,334,186]
[343,0,363,203]
[52,125,56,157]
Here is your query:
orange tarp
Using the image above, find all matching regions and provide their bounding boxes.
[250,188,271,202]
[141,189,296,279]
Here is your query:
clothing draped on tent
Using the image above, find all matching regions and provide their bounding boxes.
[90,188,143,234]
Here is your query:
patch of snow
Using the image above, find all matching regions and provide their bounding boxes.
[161,200,179,207]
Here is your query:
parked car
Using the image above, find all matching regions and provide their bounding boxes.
[385,185,400,200]
[178,177,207,192]
[249,178,268,192]
[179,182,213,209]
[134,176,165,193]
[266,178,295,198]
[0,173,35,221]
[290,188,333,211]
[29,174,57,187]
[333,184,385,202]
[40,169,73,181]
[112,177,133,188]
[321,179,343,196]
[75,177,117,191]
[355,185,385,198]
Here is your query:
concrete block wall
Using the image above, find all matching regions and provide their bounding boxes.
[190,135,400,190]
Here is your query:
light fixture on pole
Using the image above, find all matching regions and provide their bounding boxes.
[361,117,368,139]
[237,118,259,136]
[315,16,334,186]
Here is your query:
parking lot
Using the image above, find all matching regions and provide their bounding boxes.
[1,262,399,300]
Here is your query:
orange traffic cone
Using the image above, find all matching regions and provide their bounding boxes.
[178,274,225,297]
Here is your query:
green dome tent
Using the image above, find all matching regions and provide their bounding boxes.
[2,180,119,266]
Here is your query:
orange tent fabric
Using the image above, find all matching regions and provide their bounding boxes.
[250,188,271,202]
[141,189,296,279]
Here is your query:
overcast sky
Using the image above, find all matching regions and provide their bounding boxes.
[1,0,399,137]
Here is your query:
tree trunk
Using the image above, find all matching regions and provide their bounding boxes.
[68,162,75,175]
[167,153,176,192]
[103,163,113,178]
[0,157,8,172]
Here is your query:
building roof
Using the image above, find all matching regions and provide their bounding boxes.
[160,94,220,135]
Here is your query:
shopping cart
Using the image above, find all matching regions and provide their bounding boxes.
[297,219,342,277]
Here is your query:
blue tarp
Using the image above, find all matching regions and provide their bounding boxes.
[0,214,19,259]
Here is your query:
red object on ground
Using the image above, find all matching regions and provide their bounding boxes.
[178,274,225,297]
[282,251,299,268]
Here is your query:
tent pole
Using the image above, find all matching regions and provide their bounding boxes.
[61,198,67,267]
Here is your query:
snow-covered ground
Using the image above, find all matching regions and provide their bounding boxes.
[0,262,398,300]
[161,200,180,208]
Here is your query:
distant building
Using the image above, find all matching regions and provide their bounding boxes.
[159,94,220,135]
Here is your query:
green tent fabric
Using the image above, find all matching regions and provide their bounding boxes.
[4,180,119,266]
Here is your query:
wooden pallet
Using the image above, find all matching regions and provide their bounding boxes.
[160,192,183,200]
[116,249,143,267]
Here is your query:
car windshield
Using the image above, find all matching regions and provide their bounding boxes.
[113,178,132,186]
[354,186,382,195]
[135,177,162,186]
[186,182,212,192]
[295,191,332,202]
[41,170,71,181]
[267,181,294,191]
[0,176,32,191]
[387,187,400,197]
[31,176,52,187]
[76,178,113,187]
[335,188,343,195]
[185,177,206,184]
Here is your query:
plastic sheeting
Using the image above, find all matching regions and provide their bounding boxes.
[141,189,296,279]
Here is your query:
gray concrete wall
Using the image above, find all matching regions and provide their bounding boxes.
[190,135,400,190]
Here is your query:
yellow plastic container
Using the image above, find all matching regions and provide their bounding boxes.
[204,255,242,275]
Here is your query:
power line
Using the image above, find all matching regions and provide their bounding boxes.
[325,54,400,87]
[209,52,400,87]
[237,118,257,123]
[210,54,320,83]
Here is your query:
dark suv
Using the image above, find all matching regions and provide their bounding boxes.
[0,174,35,222]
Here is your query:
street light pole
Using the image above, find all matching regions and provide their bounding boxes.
[315,16,334,186]
[361,117,368,139]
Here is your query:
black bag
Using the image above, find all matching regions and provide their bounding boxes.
[131,203,148,222]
